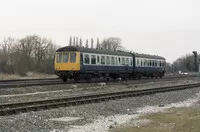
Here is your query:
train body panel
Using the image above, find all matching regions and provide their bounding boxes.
[80,65,133,72]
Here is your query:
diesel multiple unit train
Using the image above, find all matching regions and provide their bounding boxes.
[54,46,166,82]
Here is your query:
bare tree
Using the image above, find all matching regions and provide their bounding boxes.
[96,38,100,49]
[19,36,35,60]
[17,35,55,73]
[0,35,59,74]
[79,38,82,47]
[76,37,78,46]
[0,37,16,73]
[100,37,122,51]
[33,36,52,69]
[46,42,60,59]
[86,39,88,48]
[173,54,196,72]
[69,36,72,46]
[91,38,94,48]
[73,36,75,46]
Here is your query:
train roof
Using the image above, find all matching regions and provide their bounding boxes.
[134,53,165,59]
[56,46,165,60]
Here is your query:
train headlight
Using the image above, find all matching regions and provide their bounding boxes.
[57,66,60,69]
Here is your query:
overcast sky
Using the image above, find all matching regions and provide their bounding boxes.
[0,0,200,63]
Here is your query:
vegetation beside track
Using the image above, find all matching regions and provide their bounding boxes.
[112,104,200,132]
[0,72,57,80]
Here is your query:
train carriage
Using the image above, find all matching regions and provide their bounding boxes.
[54,46,166,82]
[134,53,166,78]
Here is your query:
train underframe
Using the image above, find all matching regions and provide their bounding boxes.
[55,70,165,82]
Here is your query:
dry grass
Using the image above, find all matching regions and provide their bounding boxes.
[112,105,200,132]
[0,72,57,80]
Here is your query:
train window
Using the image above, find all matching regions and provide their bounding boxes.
[122,57,125,65]
[137,59,139,65]
[130,58,133,66]
[84,54,90,64]
[149,60,152,66]
[115,57,118,65]
[101,56,105,65]
[56,53,62,63]
[126,58,129,65]
[141,60,143,66]
[63,52,69,63]
[119,57,121,64]
[106,56,110,65]
[111,56,115,65]
[160,61,162,67]
[144,60,147,66]
[70,52,76,63]
[155,60,157,66]
[152,60,155,66]
[97,56,100,63]
[91,55,96,64]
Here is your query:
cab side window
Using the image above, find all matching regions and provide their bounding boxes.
[56,53,62,63]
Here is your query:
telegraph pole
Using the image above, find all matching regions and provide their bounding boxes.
[193,51,200,77]
[193,51,198,72]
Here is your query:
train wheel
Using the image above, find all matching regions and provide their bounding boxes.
[74,77,80,82]
[137,73,142,80]
[62,77,68,82]
[138,76,141,80]
[85,74,92,82]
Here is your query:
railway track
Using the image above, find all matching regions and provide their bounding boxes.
[0,75,197,89]
[0,78,62,88]
[0,78,59,82]
[0,83,200,116]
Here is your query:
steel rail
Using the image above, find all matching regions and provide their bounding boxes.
[0,83,200,116]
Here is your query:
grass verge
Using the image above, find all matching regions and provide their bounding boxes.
[112,105,200,132]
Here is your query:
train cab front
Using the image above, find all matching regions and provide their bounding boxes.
[54,51,80,82]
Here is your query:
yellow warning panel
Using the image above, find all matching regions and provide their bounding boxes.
[54,52,80,71]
